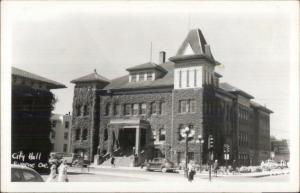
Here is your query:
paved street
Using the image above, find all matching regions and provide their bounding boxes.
[42,166,290,183]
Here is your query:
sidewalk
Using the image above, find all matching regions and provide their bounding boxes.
[89,164,142,170]
[178,168,290,178]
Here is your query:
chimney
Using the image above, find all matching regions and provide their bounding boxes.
[159,51,166,64]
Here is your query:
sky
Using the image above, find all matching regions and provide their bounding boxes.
[3,1,299,140]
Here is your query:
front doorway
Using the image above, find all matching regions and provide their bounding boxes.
[118,128,136,155]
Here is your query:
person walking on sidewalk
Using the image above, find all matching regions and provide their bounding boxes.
[111,156,115,168]
[46,164,57,182]
[57,160,69,182]
[187,161,196,182]
[213,160,219,177]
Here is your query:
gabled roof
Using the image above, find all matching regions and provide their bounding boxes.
[104,62,173,90]
[219,82,254,99]
[177,29,207,55]
[126,62,167,73]
[12,67,66,89]
[171,28,219,65]
[71,70,110,84]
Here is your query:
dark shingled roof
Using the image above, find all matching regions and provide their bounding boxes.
[126,62,167,73]
[104,62,174,90]
[71,70,110,84]
[219,82,254,99]
[12,67,66,89]
[250,101,273,113]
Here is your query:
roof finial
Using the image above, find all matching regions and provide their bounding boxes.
[94,69,97,73]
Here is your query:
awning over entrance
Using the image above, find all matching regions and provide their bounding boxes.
[107,118,149,155]
[109,118,149,128]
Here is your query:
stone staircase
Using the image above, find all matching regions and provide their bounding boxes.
[101,155,134,167]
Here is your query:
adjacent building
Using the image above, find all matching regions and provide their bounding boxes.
[70,29,273,167]
[50,113,72,153]
[12,67,66,172]
[271,139,290,162]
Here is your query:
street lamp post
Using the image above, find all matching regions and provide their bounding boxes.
[196,135,204,172]
[180,126,195,178]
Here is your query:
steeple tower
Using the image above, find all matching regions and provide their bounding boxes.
[170,29,220,89]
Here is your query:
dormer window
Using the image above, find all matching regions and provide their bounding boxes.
[131,73,137,82]
[147,72,153,81]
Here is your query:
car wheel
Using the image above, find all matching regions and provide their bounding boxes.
[161,167,167,173]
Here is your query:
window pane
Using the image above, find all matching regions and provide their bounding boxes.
[141,103,146,115]
[75,129,80,140]
[114,104,120,115]
[64,132,68,140]
[125,104,131,115]
[159,128,166,141]
[131,73,137,82]
[186,70,189,87]
[65,121,69,129]
[133,104,139,115]
[139,72,145,81]
[180,100,187,113]
[190,100,196,112]
[82,129,88,140]
[147,72,152,80]
[151,102,156,114]
[105,103,111,116]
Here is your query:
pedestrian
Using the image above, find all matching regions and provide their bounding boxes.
[57,160,69,182]
[46,164,57,182]
[187,161,196,182]
[232,159,237,175]
[213,160,219,177]
[111,155,115,168]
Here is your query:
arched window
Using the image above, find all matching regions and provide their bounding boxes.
[82,129,88,140]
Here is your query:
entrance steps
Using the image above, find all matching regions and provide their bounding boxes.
[101,155,134,167]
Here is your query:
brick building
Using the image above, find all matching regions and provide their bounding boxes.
[70,29,273,167]
[12,67,66,173]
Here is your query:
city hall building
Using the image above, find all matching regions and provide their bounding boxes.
[70,29,272,167]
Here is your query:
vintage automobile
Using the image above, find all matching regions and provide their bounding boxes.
[11,165,44,182]
[141,158,176,173]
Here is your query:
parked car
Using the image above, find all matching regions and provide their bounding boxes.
[11,165,44,182]
[141,158,176,173]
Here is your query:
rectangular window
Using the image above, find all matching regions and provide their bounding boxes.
[75,129,80,140]
[63,144,67,153]
[65,121,69,129]
[179,100,187,113]
[159,128,166,141]
[186,70,189,87]
[114,104,120,115]
[131,73,137,82]
[189,100,196,113]
[133,104,139,115]
[52,120,57,128]
[139,72,145,81]
[194,69,197,87]
[64,132,68,140]
[179,70,182,88]
[51,131,56,139]
[147,72,153,81]
[151,102,157,114]
[141,103,146,115]
[159,102,165,114]
[124,104,131,115]
[105,103,111,116]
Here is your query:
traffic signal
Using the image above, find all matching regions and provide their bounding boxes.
[208,135,214,150]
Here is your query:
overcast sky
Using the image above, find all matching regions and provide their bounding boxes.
[4,1,299,140]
